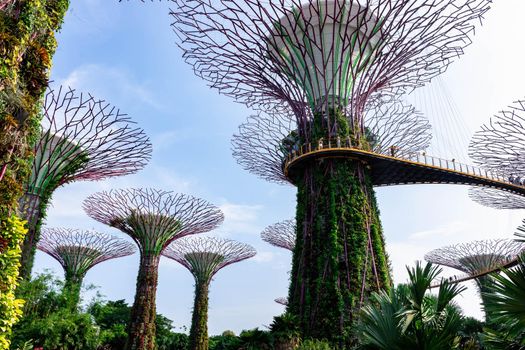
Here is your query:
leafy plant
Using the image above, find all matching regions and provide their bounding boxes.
[359,262,466,350]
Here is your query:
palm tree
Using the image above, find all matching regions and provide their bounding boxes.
[481,255,525,349]
[359,262,466,350]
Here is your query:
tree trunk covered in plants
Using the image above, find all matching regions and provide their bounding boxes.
[63,272,84,310]
[189,280,210,350]
[477,276,494,320]
[18,191,55,279]
[126,254,160,350]
[287,158,391,348]
[0,2,69,348]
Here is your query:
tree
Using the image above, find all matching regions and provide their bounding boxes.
[10,273,99,350]
[163,237,256,350]
[481,256,525,349]
[84,188,224,350]
[359,262,466,350]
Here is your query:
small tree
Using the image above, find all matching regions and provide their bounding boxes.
[84,188,224,350]
[37,228,136,308]
[163,237,256,350]
[359,262,466,350]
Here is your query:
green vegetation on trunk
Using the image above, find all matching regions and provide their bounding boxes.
[126,253,160,350]
[287,109,391,348]
[189,280,210,350]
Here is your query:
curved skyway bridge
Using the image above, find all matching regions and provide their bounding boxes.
[283,139,525,196]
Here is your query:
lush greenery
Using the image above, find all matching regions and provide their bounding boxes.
[0,2,70,347]
[480,256,525,349]
[10,272,188,350]
[0,215,26,349]
[287,109,391,348]
[359,262,466,349]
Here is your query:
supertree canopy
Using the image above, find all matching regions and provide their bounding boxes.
[17,86,152,279]
[172,0,490,344]
[469,99,525,209]
[163,236,256,350]
[232,98,432,184]
[83,188,224,350]
[425,239,525,308]
[37,227,136,308]
[261,219,296,251]
[468,187,525,210]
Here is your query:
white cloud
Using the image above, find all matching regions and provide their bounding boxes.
[58,64,162,109]
[252,251,275,263]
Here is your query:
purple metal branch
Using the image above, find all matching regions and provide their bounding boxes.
[261,219,296,251]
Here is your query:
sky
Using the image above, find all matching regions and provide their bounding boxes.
[32,0,525,335]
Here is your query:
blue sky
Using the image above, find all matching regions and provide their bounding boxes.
[34,0,525,335]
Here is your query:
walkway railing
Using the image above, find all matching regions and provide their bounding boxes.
[283,138,521,188]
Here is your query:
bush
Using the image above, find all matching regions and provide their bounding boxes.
[297,339,333,350]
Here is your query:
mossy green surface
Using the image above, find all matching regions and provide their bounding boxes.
[0,2,69,347]
[287,109,391,348]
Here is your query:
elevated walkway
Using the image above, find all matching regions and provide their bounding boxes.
[283,140,525,195]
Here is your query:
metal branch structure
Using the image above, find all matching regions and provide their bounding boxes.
[275,297,289,306]
[470,99,525,177]
[83,188,224,350]
[172,0,490,344]
[232,98,431,184]
[163,237,255,350]
[37,227,136,308]
[261,219,296,251]
[18,86,152,279]
[468,187,525,210]
[425,239,525,310]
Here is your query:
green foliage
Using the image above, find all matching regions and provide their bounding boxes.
[238,328,273,350]
[209,331,241,350]
[89,298,187,350]
[298,339,334,350]
[11,273,99,350]
[0,215,26,349]
[359,262,466,350]
[481,256,525,349]
[289,156,390,347]
[0,1,70,344]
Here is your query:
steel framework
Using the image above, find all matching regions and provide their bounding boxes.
[425,239,525,310]
[18,86,151,279]
[261,219,296,251]
[172,0,489,142]
[163,236,255,350]
[172,0,491,345]
[37,227,135,307]
[232,98,432,184]
[469,187,525,210]
[83,188,223,350]
[470,99,525,177]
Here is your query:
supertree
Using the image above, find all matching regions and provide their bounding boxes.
[17,86,152,279]
[275,297,289,306]
[261,219,296,251]
[468,187,525,210]
[83,188,224,350]
[37,227,136,308]
[469,99,525,209]
[172,0,490,344]
[163,236,256,350]
[425,239,525,310]
[233,98,432,185]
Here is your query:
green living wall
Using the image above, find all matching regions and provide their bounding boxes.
[286,109,391,348]
[0,1,69,348]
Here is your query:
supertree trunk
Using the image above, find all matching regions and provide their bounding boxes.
[126,253,160,350]
[288,158,390,347]
[63,272,84,310]
[189,280,210,350]
[18,193,45,279]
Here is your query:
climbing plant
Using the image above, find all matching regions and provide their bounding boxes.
[0,1,70,347]
[0,215,27,349]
